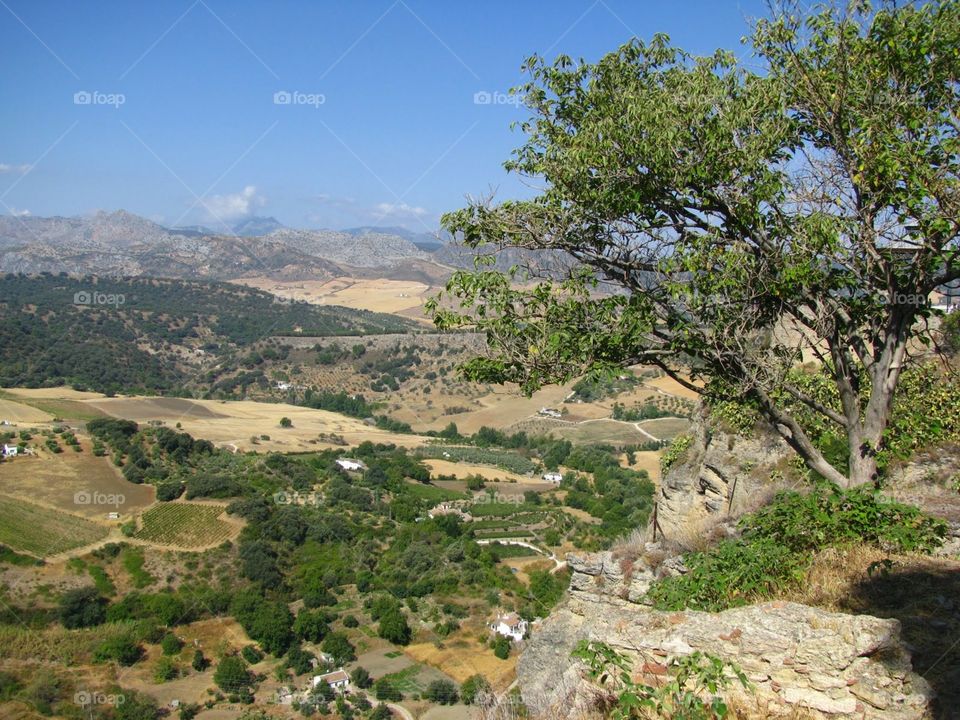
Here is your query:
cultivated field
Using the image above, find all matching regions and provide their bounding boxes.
[0,494,109,557]
[406,634,517,690]
[134,502,240,549]
[0,446,154,519]
[84,396,427,452]
[424,458,534,483]
[0,397,54,423]
[234,276,439,323]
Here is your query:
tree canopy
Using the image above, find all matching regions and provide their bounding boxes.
[428,0,960,488]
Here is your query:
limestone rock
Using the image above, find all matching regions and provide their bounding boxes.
[517,599,934,719]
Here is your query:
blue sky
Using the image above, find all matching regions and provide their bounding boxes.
[0,0,765,233]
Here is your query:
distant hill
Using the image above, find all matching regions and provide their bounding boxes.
[343,225,449,252]
[0,273,418,393]
[0,211,429,280]
[232,215,286,236]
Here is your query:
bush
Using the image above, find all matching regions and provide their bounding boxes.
[94,636,143,666]
[491,635,510,660]
[241,645,263,664]
[646,484,947,612]
[460,674,491,705]
[213,655,252,693]
[161,633,183,656]
[59,587,107,629]
[424,679,459,705]
[745,484,947,554]
[645,538,807,612]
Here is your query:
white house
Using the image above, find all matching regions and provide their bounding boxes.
[491,612,528,642]
[3,444,18,458]
[107,512,121,520]
[538,407,562,418]
[541,472,563,484]
[428,502,473,522]
[335,458,366,472]
[312,668,350,693]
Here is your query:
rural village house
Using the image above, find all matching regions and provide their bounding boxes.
[491,612,528,642]
[335,458,366,472]
[312,668,351,694]
[541,472,563,484]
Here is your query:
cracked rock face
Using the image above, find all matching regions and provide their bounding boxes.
[517,598,935,719]
[658,409,792,538]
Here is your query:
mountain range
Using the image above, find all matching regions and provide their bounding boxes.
[0,210,577,282]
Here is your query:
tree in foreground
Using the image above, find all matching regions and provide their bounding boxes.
[428,0,960,488]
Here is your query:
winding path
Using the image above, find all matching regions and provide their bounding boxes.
[475,538,566,573]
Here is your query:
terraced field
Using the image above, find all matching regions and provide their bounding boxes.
[0,494,109,556]
[134,502,239,548]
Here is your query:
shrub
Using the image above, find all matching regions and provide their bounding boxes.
[160,633,183,656]
[572,641,749,720]
[460,674,490,705]
[424,679,459,704]
[744,484,947,554]
[645,538,807,612]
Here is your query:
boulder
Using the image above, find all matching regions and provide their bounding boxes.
[517,598,934,719]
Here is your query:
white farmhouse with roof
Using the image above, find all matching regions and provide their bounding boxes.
[312,668,350,693]
[335,458,366,472]
[538,407,562,418]
[491,612,528,642]
[3,444,18,458]
[541,472,563,484]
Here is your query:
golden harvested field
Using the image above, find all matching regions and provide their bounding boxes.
[233,276,439,321]
[0,445,154,519]
[424,458,533,484]
[0,398,54,423]
[645,374,703,400]
[623,450,662,483]
[2,387,106,400]
[406,634,516,690]
[84,396,428,452]
[423,382,577,434]
[0,494,109,557]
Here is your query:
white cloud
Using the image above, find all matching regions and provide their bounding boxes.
[8,207,30,217]
[0,163,31,175]
[202,185,266,221]
[374,202,428,219]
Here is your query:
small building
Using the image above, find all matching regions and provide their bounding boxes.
[538,407,562,418]
[312,668,350,693]
[541,472,563,484]
[3,444,18,458]
[491,612,528,642]
[107,512,121,520]
[335,458,366,472]
[428,502,473,522]
[276,686,295,705]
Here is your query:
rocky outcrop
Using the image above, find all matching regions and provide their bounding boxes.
[657,408,792,538]
[518,596,935,719]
